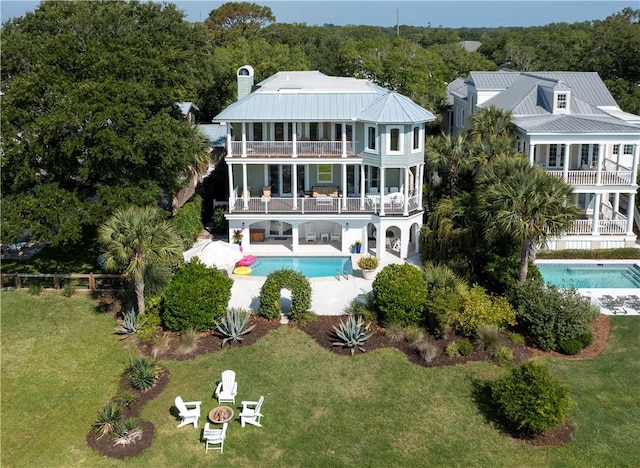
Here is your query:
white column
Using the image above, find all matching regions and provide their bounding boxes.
[242,163,249,210]
[304,164,309,191]
[403,167,409,216]
[226,127,233,157]
[292,163,298,209]
[379,168,386,216]
[341,164,347,208]
[341,122,347,158]
[292,122,297,158]
[417,163,424,210]
[627,192,636,235]
[241,123,247,157]
[360,164,366,209]
[632,144,640,179]
[595,144,604,185]
[227,163,234,210]
[376,223,385,260]
[563,143,570,180]
[528,143,535,166]
[591,193,601,235]
[613,193,620,214]
[292,225,300,252]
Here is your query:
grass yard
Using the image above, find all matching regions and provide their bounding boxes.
[2,290,639,466]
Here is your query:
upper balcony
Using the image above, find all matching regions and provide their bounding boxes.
[228,140,362,158]
[543,159,634,187]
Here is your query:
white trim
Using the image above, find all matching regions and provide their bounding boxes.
[387,125,403,154]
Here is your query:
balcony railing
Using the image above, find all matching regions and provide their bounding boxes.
[565,219,628,235]
[228,195,420,215]
[547,170,634,185]
[229,140,361,157]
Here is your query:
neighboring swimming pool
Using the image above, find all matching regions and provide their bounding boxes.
[247,256,353,278]
[536,262,640,289]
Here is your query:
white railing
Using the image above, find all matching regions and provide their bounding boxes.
[229,195,420,215]
[547,170,634,185]
[566,219,627,235]
[230,140,359,157]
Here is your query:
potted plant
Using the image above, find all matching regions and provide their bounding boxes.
[232,229,244,245]
[358,255,379,280]
[354,240,362,254]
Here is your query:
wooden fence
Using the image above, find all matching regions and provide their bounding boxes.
[1,273,129,291]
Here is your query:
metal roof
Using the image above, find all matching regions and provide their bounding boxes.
[513,115,640,134]
[196,123,227,147]
[176,101,198,117]
[213,71,434,124]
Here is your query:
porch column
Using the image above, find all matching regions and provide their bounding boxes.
[226,126,233,157]
[563,143,570,180]
[417,163,424,210]
[242,163,249,210]
[528,143,535,166]
[414,224,421,256]
[341,164,347,208]
[341,122,347,158]
[241,123,247,157]
[360,164,366,209]
[376,223,385,261]
[227,163,234,210]
[304,164,310,191]
[632,144,640,179]
[399,226,408,260]
[292,123,297,158]
[403,167,410,216]
[379,168,386,216]
[626,192,636,235]
[292,225,300,252]
[595,144,604,185]
[591,193,601,235]
[613,193,620,214]
[292,163,298,209]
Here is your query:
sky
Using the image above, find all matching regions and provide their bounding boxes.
[1,0,636,28]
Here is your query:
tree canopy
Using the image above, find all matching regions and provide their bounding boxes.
[1,0,211,245]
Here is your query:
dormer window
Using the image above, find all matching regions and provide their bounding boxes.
[556,93,567,109]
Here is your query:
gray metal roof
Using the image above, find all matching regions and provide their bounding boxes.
[213,71,434,124]
[196,123,227,147]
[176,101,198,117]
[467,71,521,90]
[513,115,640,134]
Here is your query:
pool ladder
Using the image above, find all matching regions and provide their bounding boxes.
[335,268,350,281]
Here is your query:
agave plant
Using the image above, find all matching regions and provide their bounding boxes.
[112,416,143,446]
[332,315,374,355]
[93,401,122,439]
[215,308,256,347]
[124,356,158,390]
[114,309,147,335]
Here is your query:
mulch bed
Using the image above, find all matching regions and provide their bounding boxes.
[93,306,610,456]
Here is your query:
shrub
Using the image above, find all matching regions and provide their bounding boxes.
[536,248,640,260]
[259,269,311,321]
[385,323,405,343]
[124,357,158,390]
[495,345,513,362]
[475,324,501,356]
[151,332,171,359]
[215,308,256,347]
[457,338,473,356]
[558,338,583,355]
[176,328,200,355]
[357,255,379,270]
[162,259,233,331]
[414,338,438,363]
[93,401,122,439]
[332,315,374,355]
[425,289,464,338]
[490,361,572,434]
[112,416,143,446]
[372,264,428,327]
[446,341,460,357]
[578,331,593,348]
[405,327,425,346]
[113,389,136,408]
[508,332,525,345]
[510,281,598,351]
[344,292,377,325]
[62,281,77,297]
[454,286,516,336]
[28,282,43,296]
[114,309,147,336]
[169,194,203,249]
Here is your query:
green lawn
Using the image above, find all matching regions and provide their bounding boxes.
[2,290,639,467]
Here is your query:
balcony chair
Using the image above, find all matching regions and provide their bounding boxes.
[215,370,238,404]
[330,226,341,243]
[175,396,201,428]
[304,224,317,242]
[261,187,271,202]
[204,422,228,453]
[240,395,264,428]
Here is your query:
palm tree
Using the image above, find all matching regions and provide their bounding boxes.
[98,206,183,314]
[479,156,579,284]
[425,132,471,196]
[421,261,468,298]
[468,105,516,167]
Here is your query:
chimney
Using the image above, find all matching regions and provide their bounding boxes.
[237,65,254,101]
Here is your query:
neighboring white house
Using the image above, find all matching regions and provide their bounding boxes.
[447,70,640,250]
[211,66,436,260]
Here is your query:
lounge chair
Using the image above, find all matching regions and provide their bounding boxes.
[215,370,238,404]
[240,395,264,428]
[204,422,228,453]
[304,224,317,242]
[175,396,201,428]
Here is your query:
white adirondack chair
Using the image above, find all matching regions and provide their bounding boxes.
[215,370,238,404]
[204,422,228,453]
[175,396,201,428]
[239,395,264,428]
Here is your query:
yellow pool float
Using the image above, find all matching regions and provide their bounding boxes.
[233,266,252,275]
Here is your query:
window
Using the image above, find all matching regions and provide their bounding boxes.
[366,126,376,151]
[318,164,333,183]
[412,126,420,150]
[556,93,567,109]
[548,144,565,167]
[253,123,263,141]
[388,127,402,153]
[274,123,284,141]
[624,145,633,155]
[613,144,620,155]
[309,122,319,141]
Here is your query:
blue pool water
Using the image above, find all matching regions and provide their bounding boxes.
[537,263,640,289]
[247,256,353,278]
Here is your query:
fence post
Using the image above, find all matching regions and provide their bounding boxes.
[15,274,21,289]
[89,273,95,291]
[53,274,60,289]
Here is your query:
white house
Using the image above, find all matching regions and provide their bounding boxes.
[447,70,640,250]
[212,66,436,260]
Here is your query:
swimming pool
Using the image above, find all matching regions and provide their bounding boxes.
[536,263,640,289]
[247,256,353,278]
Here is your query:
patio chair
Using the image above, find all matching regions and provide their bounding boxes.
[204,422,228,453]
[304,224,317,243]
[261,186,271,202]
[175,396,201,428]
[330,226,341,243]
[240,395,264,428]
[215,370,238,404]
